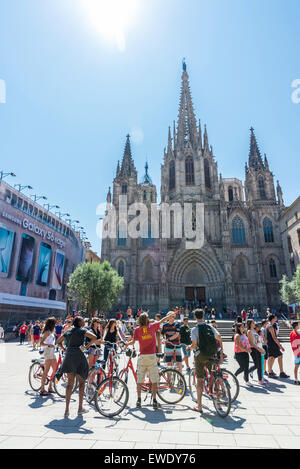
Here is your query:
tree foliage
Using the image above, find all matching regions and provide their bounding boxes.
[67,261,124,317]
[280,265,300,305]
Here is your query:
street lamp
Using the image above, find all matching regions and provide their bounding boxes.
[44,204,60,211]
[66,219,80,227]
[31,194,47,203]
[0,171,16,181]
[55,212,70,219]
[14,184,33,192]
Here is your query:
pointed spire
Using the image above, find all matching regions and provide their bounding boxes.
[141,161,153,185]
[173,121,176,151]
[203,124,209,151]
[249,127,264,169]
[177,60,198,150]
[116,160,120,178]
[106,187,111,203]
[264,154,269,171]
[168,126,173,154]
[198,120,203,151]
[277,180,284,206]
[120,134,137,178]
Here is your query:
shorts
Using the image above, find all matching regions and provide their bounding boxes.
[164,347,182,363]
[194,353,213,379]
[181,344,191,358]
[136,354,159,384]
[88,347,101,357]
[44,348,56,360]
[268,345,282,359]
[294,356,300,366]
[33,335,40,342]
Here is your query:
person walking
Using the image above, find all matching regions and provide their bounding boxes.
[126,311,174,410]
[234,323,252,386]
[180,317,192,373]
[266,315,289,379]
[247,320,265,386]
[290,322,300,385]
[187,309,221,414]
[19,322,28,345]
[56,316,97,418]
[39,318,57,396]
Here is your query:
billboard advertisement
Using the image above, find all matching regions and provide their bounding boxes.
[16,234,35,282]
[0,226,15,277]
[52,249,65,290]
[36,242,52,286]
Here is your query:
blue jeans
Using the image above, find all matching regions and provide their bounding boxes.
[181,344,191,358]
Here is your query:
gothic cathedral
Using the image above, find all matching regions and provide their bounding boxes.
[101,62,286,313]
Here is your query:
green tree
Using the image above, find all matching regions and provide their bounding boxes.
[292,265,300,303]
[67,261,124,318]
[280,274,296,306]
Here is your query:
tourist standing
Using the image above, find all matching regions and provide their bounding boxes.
[57,316,97,418]
[247,320,265,385]
[266,315,289,379]
[290,322,300,385]
[19,322,28,345]
[234,323,252,386]
[180,317,192,373]
[161,312,183,373]
[39,318,57,396]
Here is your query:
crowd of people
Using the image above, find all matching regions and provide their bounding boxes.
[11,307,300,417]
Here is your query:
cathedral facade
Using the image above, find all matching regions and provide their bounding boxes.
[101,63,286,313]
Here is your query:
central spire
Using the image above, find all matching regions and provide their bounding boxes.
[176,60,198,150]
[249,127,264,169]
[120,134,137,178]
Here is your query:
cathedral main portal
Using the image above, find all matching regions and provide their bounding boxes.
[185,286,206,303]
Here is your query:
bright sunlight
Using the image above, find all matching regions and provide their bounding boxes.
[83,0,138,51]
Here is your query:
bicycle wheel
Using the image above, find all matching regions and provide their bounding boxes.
[53,373,77,398]
[29,362,44,392]
[212,377,231,418]
[85,367,106,404]
[94,376,129,418]
[157,368,186,404]
[221,368,240,403]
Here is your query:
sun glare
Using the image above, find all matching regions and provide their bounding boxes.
[84,0,138,51]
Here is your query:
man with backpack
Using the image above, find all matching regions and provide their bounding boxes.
[187,309,222,414]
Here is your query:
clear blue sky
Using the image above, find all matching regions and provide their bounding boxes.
[0,0,299,255]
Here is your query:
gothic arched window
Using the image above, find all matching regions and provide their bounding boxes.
[117,260,125,277]
[263,217,274,243]
[258,178,266,199]
[144,259,153,281]
[122,184,128,195]
[238,258,247,279]
[204,159,211,189]
[269,259,277,278]
[185,156,195,186]
[232,216,246,244]
[169,160,175,190]
[228,186,234,202]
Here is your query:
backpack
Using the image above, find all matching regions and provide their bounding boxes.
[197,323,218,357]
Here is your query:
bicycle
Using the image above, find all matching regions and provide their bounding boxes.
[189,358,232,418]
[118,348,187,405]
[85,347,106,404]
[28,349,78,398]
[94,341,129,418]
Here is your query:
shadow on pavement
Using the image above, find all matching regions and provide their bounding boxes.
[44,416,94,436]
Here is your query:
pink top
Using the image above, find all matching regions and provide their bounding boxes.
[234,334,250,353]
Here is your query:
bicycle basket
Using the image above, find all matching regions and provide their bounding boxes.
[126,349,137,359]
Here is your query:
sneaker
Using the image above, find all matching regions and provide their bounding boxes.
[249,372,254,379]
[261,378,269,385]
[279,372,290,379]
[186,367,191,374]
[78,408,89,416]
[268,371,277,379]
[245,382,253,387]
[136,399,142,408]
[153,400,161,410]
[294,381,300,385]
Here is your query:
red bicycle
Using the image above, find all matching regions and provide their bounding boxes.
[93,341,129,418]
[118,348,187,405]
[28,349,77,398]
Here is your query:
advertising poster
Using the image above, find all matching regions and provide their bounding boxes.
[36,242,52,286]
[0,226,15,277]
[16,234,35,282]
[52,249,65,290]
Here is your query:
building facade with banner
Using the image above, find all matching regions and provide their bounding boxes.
[0,180,85,321]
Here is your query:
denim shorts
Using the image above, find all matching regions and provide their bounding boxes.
[181,344,191,358]
[295,356,300,366]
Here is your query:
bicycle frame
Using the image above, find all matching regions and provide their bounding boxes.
[32,351,62,384]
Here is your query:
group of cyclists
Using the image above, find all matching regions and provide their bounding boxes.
[23,306,300,419]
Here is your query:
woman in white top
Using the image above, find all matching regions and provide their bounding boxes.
[40,317,57,396]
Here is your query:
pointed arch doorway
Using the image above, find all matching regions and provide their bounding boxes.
[185,286,206,303]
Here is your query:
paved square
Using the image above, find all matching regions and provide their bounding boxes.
[0,340,299,449]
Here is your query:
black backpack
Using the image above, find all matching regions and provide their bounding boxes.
[197,323,218,357]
